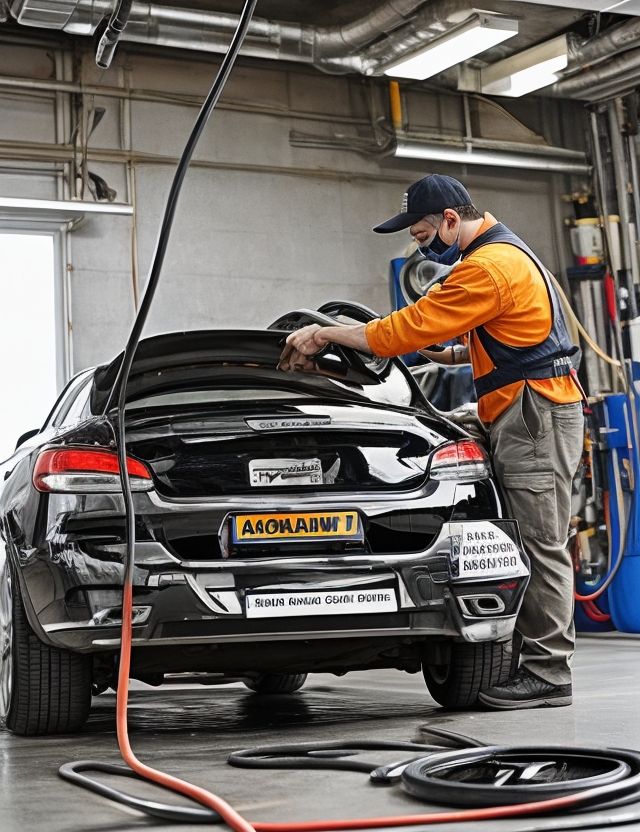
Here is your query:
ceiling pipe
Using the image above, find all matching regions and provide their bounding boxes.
[565,17,640,71]
[11,0,639,89]
[10,0,483,74]
[546,17,640,99]
[570,71,640,103]
[550,47,640,98]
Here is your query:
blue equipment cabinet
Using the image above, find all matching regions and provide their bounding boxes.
[605,391,640,632]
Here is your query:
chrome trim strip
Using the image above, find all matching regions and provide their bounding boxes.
[44,621,98,632]
[145,481,461,512]
[91,624,459,647]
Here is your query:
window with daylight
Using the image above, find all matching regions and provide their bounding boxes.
[0,233,57,461]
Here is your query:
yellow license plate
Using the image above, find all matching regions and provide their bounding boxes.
[231,511,362,544]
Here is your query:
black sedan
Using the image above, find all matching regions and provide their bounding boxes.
[0,305,529,735]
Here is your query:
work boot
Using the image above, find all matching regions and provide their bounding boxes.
[478,667,572,710]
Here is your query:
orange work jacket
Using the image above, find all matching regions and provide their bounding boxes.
[365,214,581,423]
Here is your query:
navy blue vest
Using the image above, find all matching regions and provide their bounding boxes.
[460,223,578,399]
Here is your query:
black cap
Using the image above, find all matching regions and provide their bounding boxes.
[373,174,473,234]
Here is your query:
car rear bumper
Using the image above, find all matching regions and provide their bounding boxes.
[28,519,528,656]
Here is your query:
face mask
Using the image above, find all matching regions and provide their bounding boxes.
[425,231,450,256]
[419,235,460,266]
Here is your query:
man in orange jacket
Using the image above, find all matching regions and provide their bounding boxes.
[280,174,585,710]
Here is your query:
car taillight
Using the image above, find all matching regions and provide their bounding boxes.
[430,440,491,482]
[33,447,153,493]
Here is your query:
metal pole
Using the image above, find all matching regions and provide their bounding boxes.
[589,107,627,391]
[627,132,640,283]
[607,98,638,317]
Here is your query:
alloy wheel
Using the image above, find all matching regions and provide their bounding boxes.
[0,554,12,723]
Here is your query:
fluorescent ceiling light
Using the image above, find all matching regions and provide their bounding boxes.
[394,139,590,174]
[481,35,568,97]
[384,13,518,81]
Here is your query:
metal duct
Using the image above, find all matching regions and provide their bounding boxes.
[544,16,640,99]
[551,47,640,98]
[10,0,639,86]
[10,0,482,74]
[565,70,640,102]
[566,17,640,70]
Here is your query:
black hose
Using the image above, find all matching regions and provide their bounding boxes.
[228,741,444,774]
[107,0,258,629]
[60,0,258,821]
[58,761,222,823]
[401,744,640,809]
[227,738,640,823]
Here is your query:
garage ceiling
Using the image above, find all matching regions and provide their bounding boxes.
[4,0,640,99]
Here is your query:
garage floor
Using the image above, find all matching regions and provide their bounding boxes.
[2,634,639,832]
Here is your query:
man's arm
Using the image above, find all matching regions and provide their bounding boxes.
[278,323,372,371]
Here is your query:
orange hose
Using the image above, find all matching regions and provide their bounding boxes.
[251,788,603,830]
[116,582,256,832]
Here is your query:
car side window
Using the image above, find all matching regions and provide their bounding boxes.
[42,372,93,431]
[55,376,94,428]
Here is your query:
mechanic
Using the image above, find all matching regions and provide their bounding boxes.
[279,174,585,711]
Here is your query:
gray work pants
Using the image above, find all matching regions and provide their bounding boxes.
[489,386,584,686]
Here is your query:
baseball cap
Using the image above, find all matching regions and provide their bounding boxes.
[373,174,473,234]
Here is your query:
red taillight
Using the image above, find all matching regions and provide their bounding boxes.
[430,440,490,482]
[33,448,152,493]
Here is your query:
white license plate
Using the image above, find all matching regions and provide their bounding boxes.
[249,457,322,487]
[245,588,397,618]
[452,522,528,579]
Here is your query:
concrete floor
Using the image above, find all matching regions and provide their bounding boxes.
[2,634,640,832]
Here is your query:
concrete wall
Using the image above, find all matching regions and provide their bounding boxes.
[0,37,590,377]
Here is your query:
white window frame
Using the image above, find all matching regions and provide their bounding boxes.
[0,197,133,392]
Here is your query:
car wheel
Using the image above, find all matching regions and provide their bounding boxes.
[0,555,92,735]
[422,641,512,709]
[0,554,12,727]
[243,673,307,694]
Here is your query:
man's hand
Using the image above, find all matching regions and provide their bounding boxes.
[278,322,374,371]
[278,324,329,372]
[287,323,329,355]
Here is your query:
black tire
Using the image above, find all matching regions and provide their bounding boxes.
[1,556,92,736]
[243,673,307,694]
[422,641,513,709]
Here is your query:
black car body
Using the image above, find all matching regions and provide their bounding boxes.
[0,309,529,735]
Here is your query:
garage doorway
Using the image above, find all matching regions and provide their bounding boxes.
[0,233,57,461]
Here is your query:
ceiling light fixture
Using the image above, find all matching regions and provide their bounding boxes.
[481,35,568,97]
[383,13,518,81]
[393,140,589,174]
